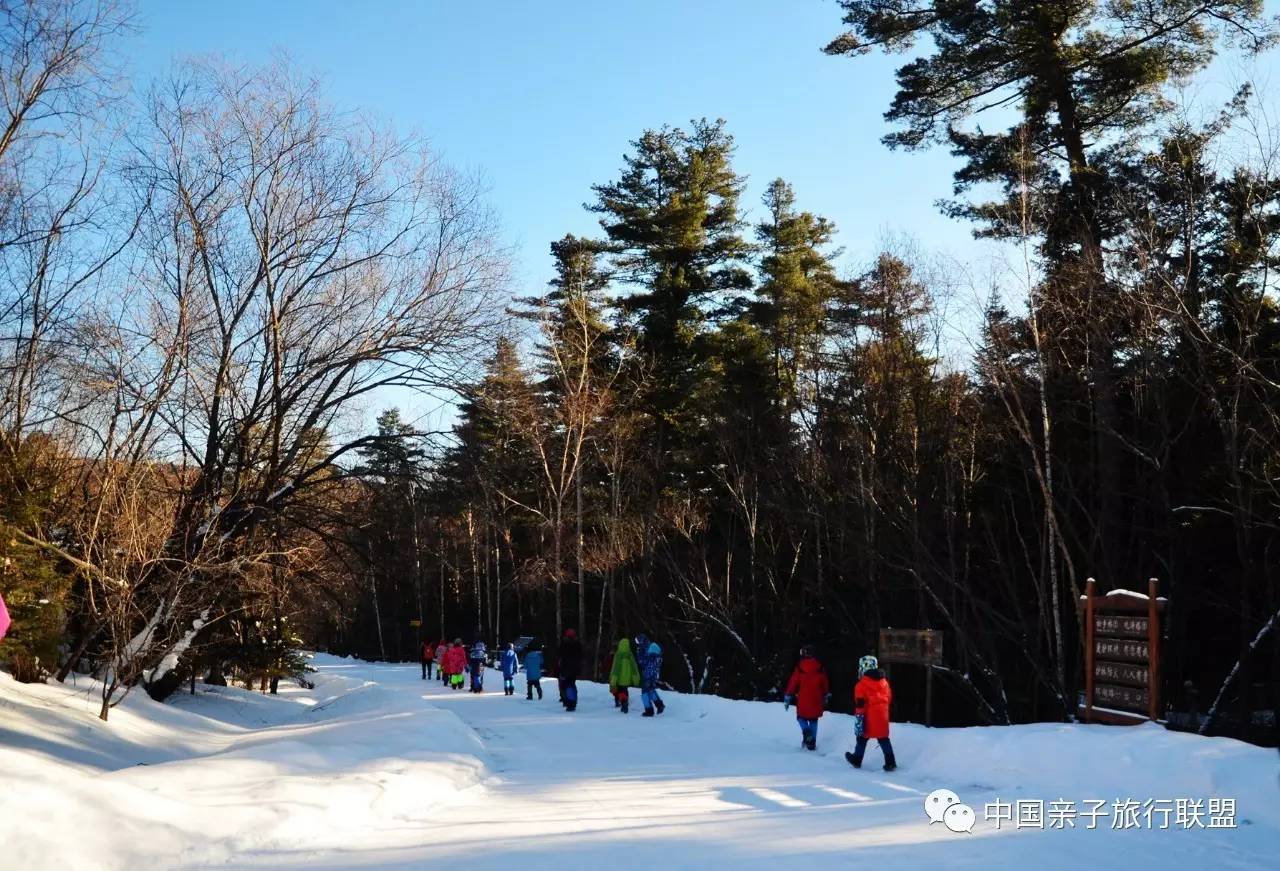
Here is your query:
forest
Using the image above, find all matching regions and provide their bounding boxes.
[1,0,1278,744]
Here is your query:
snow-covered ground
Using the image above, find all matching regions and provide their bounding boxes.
[2,656,1276,870]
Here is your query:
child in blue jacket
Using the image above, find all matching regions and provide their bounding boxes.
[500,642,520,696]
[523,642,544,699]
[469,639,487,693]
[635,632,665,717]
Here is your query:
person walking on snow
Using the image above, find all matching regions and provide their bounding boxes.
[846,655,897,771]
[557,629,583,711]
[435,641,448,683]
[500,642,520,696]
[784,644,830,751]
[420,638,435,680]
[635,633,665,717]
[437,640,451,685]
[446,638,467,690]
[469,638,488,693]
[523,641,544,699]
[607,637,642,713]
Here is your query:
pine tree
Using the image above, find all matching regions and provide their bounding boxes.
[589,119,752,480]
[0,433,72,681]
[751,178,845,418]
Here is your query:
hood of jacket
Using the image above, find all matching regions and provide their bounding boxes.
[861,667,886,681]
[795,655,824,675]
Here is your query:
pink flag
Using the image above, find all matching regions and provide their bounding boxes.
[0,591,10,641]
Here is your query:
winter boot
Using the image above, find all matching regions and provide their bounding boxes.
[845,751,861,769]
[621,698,629,714]
[883,762,897,772]
[642,709,655,717]
[654,698,665,715]
[805,736,816,751]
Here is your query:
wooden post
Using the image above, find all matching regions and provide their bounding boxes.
[1084,578,1096,722]
[925,664,934,727]
[1148,577,1160,722]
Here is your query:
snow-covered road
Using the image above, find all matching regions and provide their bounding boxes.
[244,657,1280,869]
[3,654,1277,869]
[340,659,955,869]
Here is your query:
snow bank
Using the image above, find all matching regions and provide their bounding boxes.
[0,658,488,869]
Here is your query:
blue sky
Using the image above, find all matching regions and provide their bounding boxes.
[128,0,1279,428]
[131,1,979,289]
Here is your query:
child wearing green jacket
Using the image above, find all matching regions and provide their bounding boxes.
[608,637,642,714]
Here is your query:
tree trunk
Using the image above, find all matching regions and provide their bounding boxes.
[369,562,386,661]
[553,501,563,639]
[467,506,480,635]
[576,470,587,672]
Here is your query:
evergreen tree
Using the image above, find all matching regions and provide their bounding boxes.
[751,178,845,418]
[589,119,752,480]
[0,433,71,681]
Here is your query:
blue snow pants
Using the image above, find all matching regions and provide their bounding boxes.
[851,735,896,767]
[797,717,818,743]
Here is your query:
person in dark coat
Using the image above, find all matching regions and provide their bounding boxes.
[784,645,830,750]
[468,638,488,693]
[557,629,583,711]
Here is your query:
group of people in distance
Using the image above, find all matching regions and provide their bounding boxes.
[417,629,668,716]
[785,646,897,771]
[419,632,896,770]
[418,628,593,710]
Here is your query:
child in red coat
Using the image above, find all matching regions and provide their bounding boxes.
[421,638,435,680]
[784,645,830,751]
[846,654,897,771]
[445,639,468,689]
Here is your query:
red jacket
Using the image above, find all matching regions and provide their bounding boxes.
[444,645,467,674]
[785,656,830,719]
[854,670,892,738]
[421,640,435,661]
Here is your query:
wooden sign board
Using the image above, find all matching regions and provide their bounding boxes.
[878,628,943,727]
[409,619,422,628]
[878,628,943,666]
[1079,578,1165,725]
